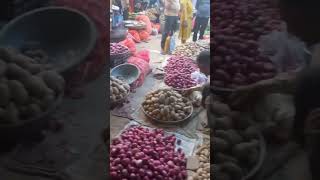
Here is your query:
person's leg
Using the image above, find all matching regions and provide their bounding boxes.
[193,17,201,42]
[161,16,171,50]
[171,16,179,35]
[123,8,129,20]
[199,17,209,40]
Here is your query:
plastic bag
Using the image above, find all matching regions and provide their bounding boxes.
[258,31,308,73]
[191,71,208,85]
[129,30,141,43]
[169,35,176,54]
[114,121,198,157]
[120,37,136,54]
[127,56,151,87]
[135,50,150,63]
[164,36,171,54]
[151,28,158,35]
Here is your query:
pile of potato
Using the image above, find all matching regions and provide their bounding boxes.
[142,89,193,122]
[208,98,261,180]
[0,47,65,125]
[188,141,210,180]
[110,76,130,103]
[173,42,201,59]
[145,8,158,21]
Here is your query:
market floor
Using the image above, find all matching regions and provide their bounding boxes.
[0,75,107,180]
[110,34,201,139]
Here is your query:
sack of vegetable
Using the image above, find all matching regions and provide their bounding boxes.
[127,56,151,87]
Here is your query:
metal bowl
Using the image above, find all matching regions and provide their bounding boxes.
[0,7,97,73]
[111,63,140,85]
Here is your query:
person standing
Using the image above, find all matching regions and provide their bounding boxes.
[121,0,130,20]
[160,0,180,54]
[193,0,210,42]
[179,0,193,43]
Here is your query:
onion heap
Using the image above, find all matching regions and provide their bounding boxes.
[110,126,188,180]
[164,56,198,89]
[212,0,283,88]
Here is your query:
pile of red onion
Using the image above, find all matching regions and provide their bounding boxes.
[110,43,130,56]
[212,0,283,88]
[110,126,187,180]
[164,56,198,89]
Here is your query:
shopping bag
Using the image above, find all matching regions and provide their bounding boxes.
[164,36,171,54]
[168,35,176,54]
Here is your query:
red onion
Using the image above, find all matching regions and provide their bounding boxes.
[109,126,187,179]
[164,56,198,89]
[213,0,281,88]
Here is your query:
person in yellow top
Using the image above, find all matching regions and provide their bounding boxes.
[179,0,193,44]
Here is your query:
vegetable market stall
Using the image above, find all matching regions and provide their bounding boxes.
[109,31,211,179]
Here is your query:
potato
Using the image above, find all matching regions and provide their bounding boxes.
[243,126,260,140]
[0,107,5,119]
[0,47,16,62]
[211,101,231,117]
[40,93,55,110]
[27,64,43,74]
[23,75,49,98]
[0,82,10,107]
[112,87,119,94]
[6,63,31,80]
[215,130,243,146]
[214,116,234,130]
[26,103,42,117]
[220,162,243,179]
[39,70,65,93]
[213,172,231,180]
[215,153,238,164]
[3,102,19,124]
[0,59,7,77]
[213,137,230,152]
[8,80,29,105]
[232,140,259,161]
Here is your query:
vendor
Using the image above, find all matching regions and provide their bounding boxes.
[228,0,320,179]
[196,50,210,107]
[197,50,210,76]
